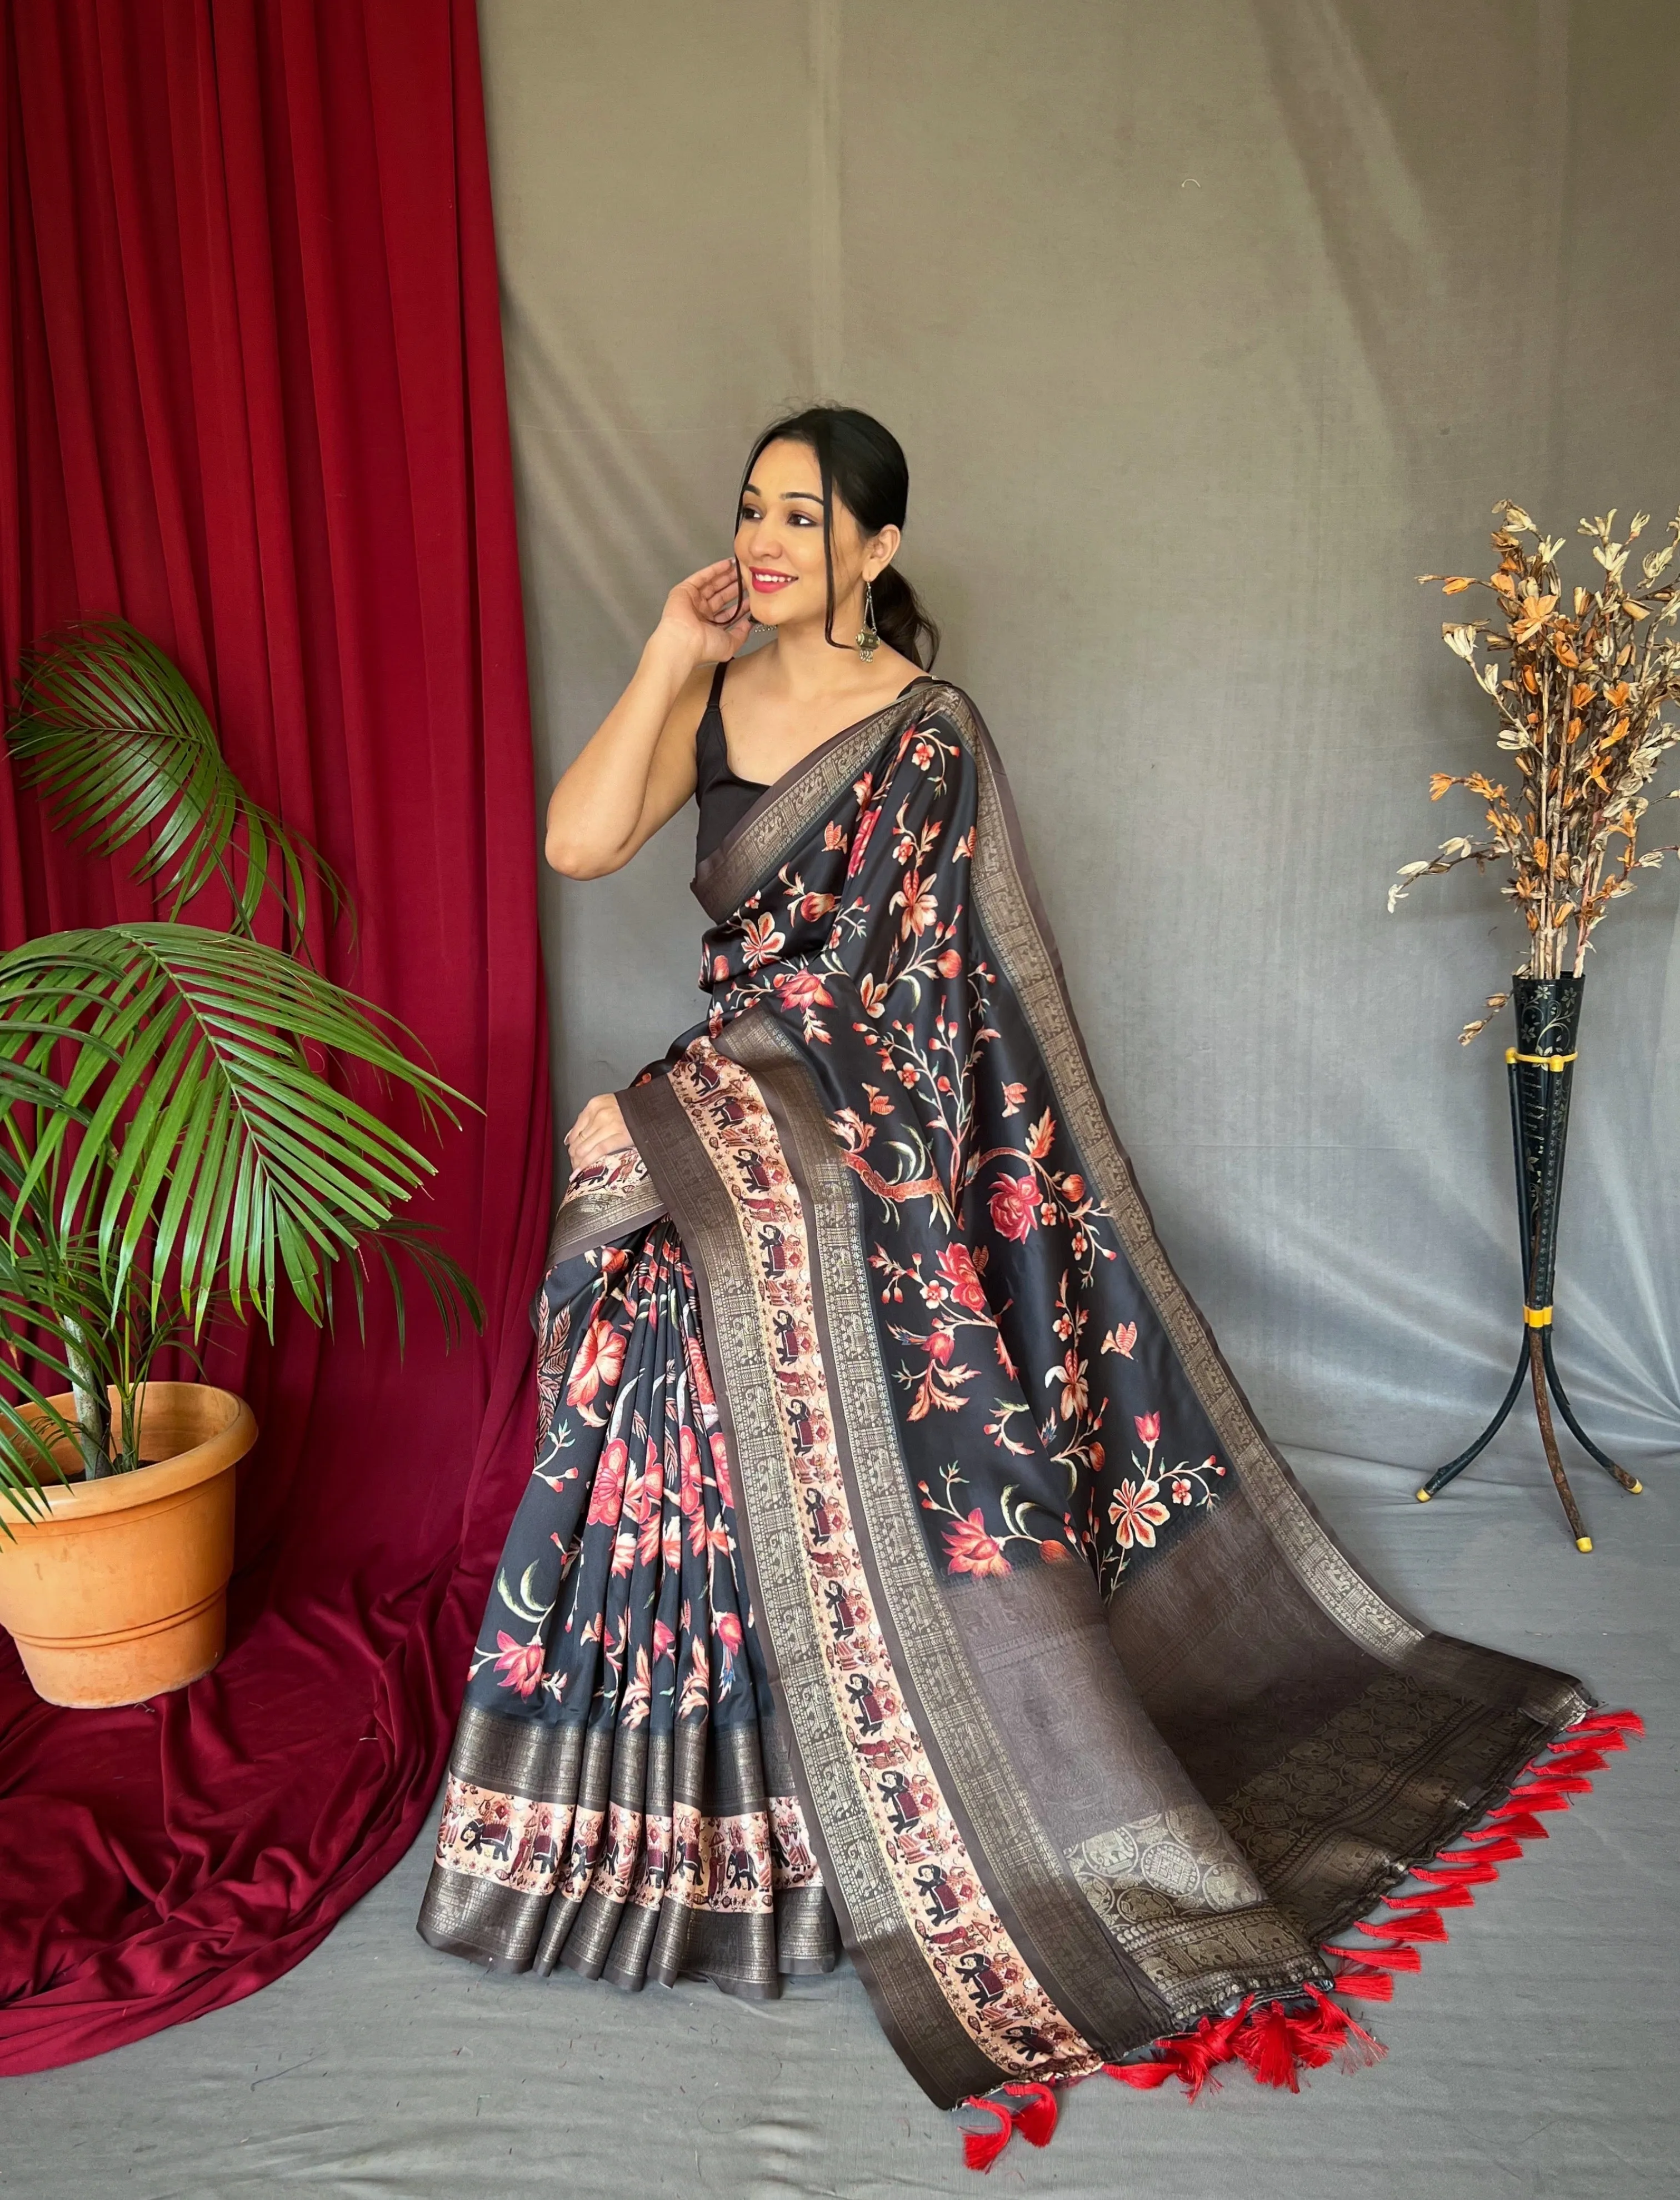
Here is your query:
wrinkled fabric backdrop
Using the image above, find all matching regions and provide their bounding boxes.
[0,0,550,2069]
[479,0,1679,1477]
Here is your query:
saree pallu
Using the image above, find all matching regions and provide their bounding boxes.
[419,679,1611,2124]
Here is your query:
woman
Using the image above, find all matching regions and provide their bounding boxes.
[418,406,1617,2158]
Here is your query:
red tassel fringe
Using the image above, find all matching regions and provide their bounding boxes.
[1320,1705,1640,2008]
[1326,1960,1394,2002]
[960,2081,1059,2171]
[1100,1986,1383,2104]
[957,1708,1639,2169]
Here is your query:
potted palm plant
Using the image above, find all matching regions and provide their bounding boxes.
[0,621,481,1707]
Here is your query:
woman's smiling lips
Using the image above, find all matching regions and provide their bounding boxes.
[749,567,797,593]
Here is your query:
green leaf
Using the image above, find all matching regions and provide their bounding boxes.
[0,925,477,1338]
[8,618,347,943]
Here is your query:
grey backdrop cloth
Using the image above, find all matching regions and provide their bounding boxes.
[476,0,1679,1479]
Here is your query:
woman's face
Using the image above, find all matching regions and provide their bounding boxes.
[732,438,896,633]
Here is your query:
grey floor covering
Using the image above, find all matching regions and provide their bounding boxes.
[4,1444,1673,2200]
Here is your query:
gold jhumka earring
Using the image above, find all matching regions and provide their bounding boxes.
[856,577,881,662]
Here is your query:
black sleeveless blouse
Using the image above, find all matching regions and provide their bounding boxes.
[693,661,768,868]
[693,660,933,868]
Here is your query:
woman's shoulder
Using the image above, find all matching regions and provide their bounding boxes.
[907,672,988,742]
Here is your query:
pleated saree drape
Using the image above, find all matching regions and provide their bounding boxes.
[419,678,1618,2125]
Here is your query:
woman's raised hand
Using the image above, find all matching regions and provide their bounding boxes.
[544,560,751,881]
[654,558,753,667]
[564,1092,636,1173]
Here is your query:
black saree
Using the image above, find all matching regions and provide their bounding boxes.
[418,677,1632,2153]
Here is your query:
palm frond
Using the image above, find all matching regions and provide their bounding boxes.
[0,1388,74,1527]
[0,1228,126,1520]
[0,925,478,1333]
[8,619,347,941]
[361,1218,487,1354]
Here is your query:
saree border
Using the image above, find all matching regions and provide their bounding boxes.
[720,1009,1179,2055]
[619,1069,1001,2109]
[546,1150,666,1267]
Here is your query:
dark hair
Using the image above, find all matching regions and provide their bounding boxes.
[730,404,941,669]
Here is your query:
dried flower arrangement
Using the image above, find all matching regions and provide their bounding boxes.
[1391,501,1680,1040]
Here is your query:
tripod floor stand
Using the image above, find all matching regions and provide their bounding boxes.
[1416,974,1641,1549]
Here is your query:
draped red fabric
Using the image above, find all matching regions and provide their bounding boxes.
[0,0,552,2070]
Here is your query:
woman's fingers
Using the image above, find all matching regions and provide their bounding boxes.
[679,556,738,598]
[697,576,744,622]
[656,562,749,666]
[564,1093,635,1169]
[684,560,743,605]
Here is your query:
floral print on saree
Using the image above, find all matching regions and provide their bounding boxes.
[422,677,1616,2144]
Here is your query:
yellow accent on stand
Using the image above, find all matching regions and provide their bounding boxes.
[1506,1048,1578,1071]
[1524,1305,1554,1327]
[1576,1536,1593,1553]
[1631,1480,1644,1494]
[1415,1489,1432,1503]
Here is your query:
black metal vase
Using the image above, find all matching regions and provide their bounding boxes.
[1418,971,1641,1547]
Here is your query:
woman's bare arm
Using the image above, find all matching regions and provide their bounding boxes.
[545,559,750,879]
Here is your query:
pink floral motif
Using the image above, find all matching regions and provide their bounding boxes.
[1134,1411,1161,1446]
[493,1632,544,1697]
[587,1436,629,1526]
[844,802,881,880]
[935,1242,988,1314]
[741,913,787,969]
[708,1430,734,1509]
[567,1315,626,1409]
[1108,1478,1171,1551]
[1051,1350,1088,1421]
[684,1333,717,1411]
[943,1508,1012,1578]
[988,1173,1039,1243]
[772,969,833,1010]
[891,866,939,939]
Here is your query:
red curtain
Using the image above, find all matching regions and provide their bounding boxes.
[0,0,552,2069]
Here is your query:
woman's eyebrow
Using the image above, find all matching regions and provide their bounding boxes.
[741,481,823,506]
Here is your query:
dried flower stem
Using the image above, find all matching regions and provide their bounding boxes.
[1393,501,1680,1040]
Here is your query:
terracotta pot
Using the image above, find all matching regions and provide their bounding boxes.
[0,1381,257,1708]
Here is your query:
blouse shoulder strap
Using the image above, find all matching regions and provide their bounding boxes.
[705,660,727,710]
